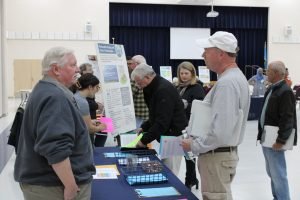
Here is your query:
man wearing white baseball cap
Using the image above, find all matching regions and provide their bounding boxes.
[182,31,250,200]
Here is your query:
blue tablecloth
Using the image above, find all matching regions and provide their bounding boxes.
[248,96,264,120]
[92,147,198,200]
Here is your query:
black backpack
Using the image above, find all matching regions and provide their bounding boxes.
[7,106,24,153]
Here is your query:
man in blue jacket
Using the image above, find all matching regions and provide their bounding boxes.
[14,47,95,200]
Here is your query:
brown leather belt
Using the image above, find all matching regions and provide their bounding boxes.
[202,146,237,155]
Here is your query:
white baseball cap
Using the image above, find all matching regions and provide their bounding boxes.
[196,31,238,53]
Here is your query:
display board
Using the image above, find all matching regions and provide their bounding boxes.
[170,27,210,59]
[198,66,210,84]
[159,66,172,82]
[95,43,136,135]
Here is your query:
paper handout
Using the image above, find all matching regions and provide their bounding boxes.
[93,165,120,179]
[186,100,211,137]
[262,126,295,150]
[99,117,114,133]
[187,100,244,144]
[159,136,185,159]
[123,133,143,148]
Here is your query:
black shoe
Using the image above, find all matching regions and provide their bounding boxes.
[185,179,199,190]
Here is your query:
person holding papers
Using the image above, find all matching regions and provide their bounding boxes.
[181,31,250,200]
[74,73,107,147]
[175,61,205,190]
[131,63,187,175]
[79,63,106,147]
[257,61,297,200]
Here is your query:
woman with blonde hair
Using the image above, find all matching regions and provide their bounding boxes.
[176,61,206,189]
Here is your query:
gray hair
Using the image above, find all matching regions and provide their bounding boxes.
[131,63,155,80]
[79,63,92,74]
[268,61,286,78]
[132,55,147,65]
[41,47,74,75]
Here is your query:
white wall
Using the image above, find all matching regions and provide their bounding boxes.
[0,0,8,116]
[5,0,109,97]
[268,0,300,85]
[4,0,300,96]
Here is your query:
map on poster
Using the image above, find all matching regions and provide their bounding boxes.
[95,43,136,135]
[160,66,172,82]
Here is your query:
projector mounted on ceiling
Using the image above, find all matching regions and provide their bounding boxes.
[206,0,219,18]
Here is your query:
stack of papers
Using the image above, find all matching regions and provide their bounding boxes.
[93,165,120,179]
[135,186,180,198]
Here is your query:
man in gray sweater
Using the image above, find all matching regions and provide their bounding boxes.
[14,47,95,200]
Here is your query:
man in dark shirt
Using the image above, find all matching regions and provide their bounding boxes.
[131,63,187,175]
[257,61,297,200]
[14,47,95,200]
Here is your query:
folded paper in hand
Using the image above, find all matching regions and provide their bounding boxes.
[159,136,185,159]
[187,100,243,143]
[186,100,211,137]
[262,126,295,150]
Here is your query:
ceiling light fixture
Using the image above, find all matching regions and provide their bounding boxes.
[206,0,219,18]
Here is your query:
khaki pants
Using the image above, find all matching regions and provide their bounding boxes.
[20,182,91,200]
[198,150,239,200]
[162,156,182,176]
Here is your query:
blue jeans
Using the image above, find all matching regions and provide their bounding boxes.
[262,147,290,200]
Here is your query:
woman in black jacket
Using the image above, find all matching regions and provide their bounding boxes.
[175,61,206,190]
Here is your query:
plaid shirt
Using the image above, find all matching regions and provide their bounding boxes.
[131,81,149,120]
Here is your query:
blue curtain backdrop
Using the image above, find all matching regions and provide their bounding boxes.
[110,3,268,80]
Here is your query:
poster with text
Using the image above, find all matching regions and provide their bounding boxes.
[198,66,210,84]
[160,66,172,82]
[95,43,136,135]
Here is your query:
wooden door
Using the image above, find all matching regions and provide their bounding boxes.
[14,59,42,96]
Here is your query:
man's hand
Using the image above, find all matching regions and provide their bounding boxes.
[97,123,107,132]
[136,140,146,148]
[135,128,143,135]
[52,158,79,200]
[272,142,284,151]
[64,184,80,200]
[181,138,193,152]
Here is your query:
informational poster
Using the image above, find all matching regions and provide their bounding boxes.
[198,66,210,84]
[95,43,136,135]
[160,66,172,82]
